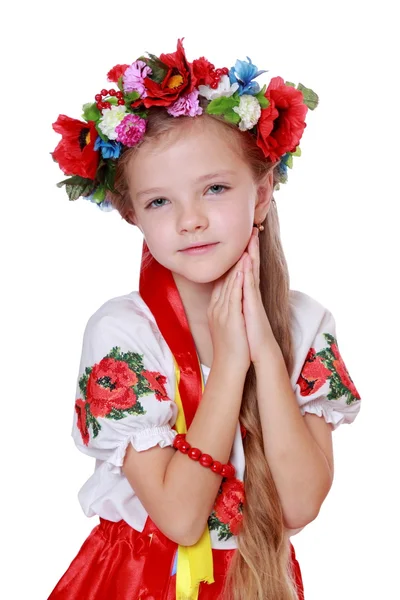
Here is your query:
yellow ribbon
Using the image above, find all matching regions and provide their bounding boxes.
[173,357,215,600]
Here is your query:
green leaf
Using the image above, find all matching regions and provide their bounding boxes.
[82,102,101,123]
[56,175,95,201]
[117,75,124,93]
[291,146,302,157]
[297,83,319,110]
[104,161,117,192]
[95,122,108,142]
[124,91,140,104]
[107,96,118,106]
[285,154,294,169]
[206,94,240,116]
[285,81,296,88]
[140,53,168,83]
[92,184,106,202]
[223,110,241,125]
[255,84,269,108]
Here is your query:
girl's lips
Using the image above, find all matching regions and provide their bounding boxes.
[179,242,219,255]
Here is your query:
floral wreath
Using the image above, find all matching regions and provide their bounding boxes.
[52,38,318,212]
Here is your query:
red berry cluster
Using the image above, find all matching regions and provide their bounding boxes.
[209,67,229,90]
[173,433,236,478]
[95,89,125,111]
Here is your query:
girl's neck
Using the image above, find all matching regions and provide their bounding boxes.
[172,271,214,326]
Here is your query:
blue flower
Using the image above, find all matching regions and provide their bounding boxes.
[84,191,115,212]
[94,137,122,159]
[229,57,267,96]
[277,157,289,184]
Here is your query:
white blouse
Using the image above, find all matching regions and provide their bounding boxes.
[71,289,361,550]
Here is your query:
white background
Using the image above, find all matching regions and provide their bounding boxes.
[2,1,399,598]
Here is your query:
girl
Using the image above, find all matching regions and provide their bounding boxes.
[49,39,361,600]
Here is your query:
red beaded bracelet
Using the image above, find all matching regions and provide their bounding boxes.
[172,433,236,479]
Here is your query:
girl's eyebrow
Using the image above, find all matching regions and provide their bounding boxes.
[136,170,236,201]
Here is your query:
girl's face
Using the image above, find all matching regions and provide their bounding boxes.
[127,118,269,284]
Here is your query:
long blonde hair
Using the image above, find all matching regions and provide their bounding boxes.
[108,107,298,599]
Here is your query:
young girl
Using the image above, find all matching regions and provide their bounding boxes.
[49,39,361,600]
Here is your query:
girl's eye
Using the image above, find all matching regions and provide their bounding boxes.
[145,185,229,209]
[207,184,228,194]
[146,198,168,209]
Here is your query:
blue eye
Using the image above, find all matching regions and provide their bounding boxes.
[207,185,228,194]
[146,198,168,209]
[145,185,229,209]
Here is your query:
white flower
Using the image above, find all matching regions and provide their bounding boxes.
[233,95,261,131]
[98,105,127,140]
[198,75,239,101]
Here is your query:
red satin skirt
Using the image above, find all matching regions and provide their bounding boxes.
[48,516,304,599]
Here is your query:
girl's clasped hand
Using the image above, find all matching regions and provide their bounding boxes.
[207,226,277,372]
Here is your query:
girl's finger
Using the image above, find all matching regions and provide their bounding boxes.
[218,254,245,308]
[229,267,243,310]
[226,258,243,307]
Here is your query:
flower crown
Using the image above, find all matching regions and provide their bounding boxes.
[52,39,318,211]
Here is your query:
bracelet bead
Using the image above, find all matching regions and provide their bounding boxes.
[211,461,223,474]
[188,447,202,461]
[174,434,186,445]
[221,464,235,478]
[172,433,236,478]
[199,454,213,468]
[173,438,186,450]
[178,441,191,454]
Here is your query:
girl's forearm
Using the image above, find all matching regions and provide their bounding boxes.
[254,345,333,530]
[163,359,247,545]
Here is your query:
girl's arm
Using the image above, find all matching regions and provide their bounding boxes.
[123,359,246,546]
[123,255,250,547]
[254,346,334,531]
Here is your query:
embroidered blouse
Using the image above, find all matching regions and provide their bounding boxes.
[72,289,361,550]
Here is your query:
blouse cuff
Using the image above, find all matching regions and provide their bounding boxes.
[109,426,178,468]
[299,399,345,431]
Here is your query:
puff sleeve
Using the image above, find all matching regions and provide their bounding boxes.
[292,296,361,430]
[71,306,179,472]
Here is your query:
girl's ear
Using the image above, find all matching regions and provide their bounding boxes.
[124,209,142,230]
[254,169,274,224]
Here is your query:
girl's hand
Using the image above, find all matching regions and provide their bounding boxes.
[242,228,279,365]
[207,254,251,374]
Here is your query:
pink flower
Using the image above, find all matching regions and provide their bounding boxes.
[115,114,147,147]
[123,60,152,97]
[167,89,203,117]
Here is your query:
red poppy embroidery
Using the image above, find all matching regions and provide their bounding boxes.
[87,357,139,418]
[75,399,89,446]
[142,370,169,401]
[297,348,331,396]
[208,478,245,540]
[297,333,360,405]
[75,346,171,446]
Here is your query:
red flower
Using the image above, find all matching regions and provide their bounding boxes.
[297,347,332,396]
[142,370,170,401]
[192,57,228,87]
[142,39,196,108]
[75,398,89,446]
[330,343,361,399]
[214,479,245,535]
[256,102,279,157]
[256,77,308,162]
[87,357,139,418]
[52,115,100,180]
[107,64,129,83]
[239,422,247,439]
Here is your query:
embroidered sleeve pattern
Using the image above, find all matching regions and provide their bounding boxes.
[297,333,360,406]
[208,478,245,541]
[75,345,170,446]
